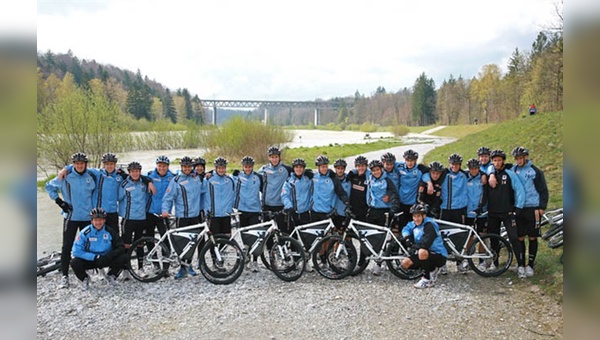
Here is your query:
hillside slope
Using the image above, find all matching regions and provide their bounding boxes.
[423,111,563,208]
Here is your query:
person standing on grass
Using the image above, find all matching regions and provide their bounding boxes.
[511,146,548,278]
[477,149,526,278]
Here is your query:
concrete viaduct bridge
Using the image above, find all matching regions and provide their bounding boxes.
[199,99,353,125]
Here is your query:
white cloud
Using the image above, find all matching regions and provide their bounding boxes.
[37,0,560,99]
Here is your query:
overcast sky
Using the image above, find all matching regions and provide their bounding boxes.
[36,0,563,101]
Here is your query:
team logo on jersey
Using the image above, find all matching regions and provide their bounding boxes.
[116,177,122,182]
[126,186,135,191]
[103,234,109,239]
[90,237,97,241]
[180,180,188,185]
[86,178,91,184]
[278,168,284,173]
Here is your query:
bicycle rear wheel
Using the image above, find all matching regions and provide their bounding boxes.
[542,222,563,240]
[385,242,423,280]
[312,235,356,280]
[270,236,306,282]
[547,230,563,248]
[37,252,61,277]
[198,238,244,285]
[127,237,171,283]
[467,234,513,277]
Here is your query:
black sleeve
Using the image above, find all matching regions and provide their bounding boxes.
[416,181,427,204]
[257,173,264,192]
[117,169,128,180]
[106,227,126,260]
[385,178,400,212]
[140,175,153,184]
[417,164,429,174]
[532,165,549,210]
[332,175,350,204]
[304,168,314,179]
[418,222,438,250]
[283,164,293,176]
[346,171,355,181]
[478,181,489,211]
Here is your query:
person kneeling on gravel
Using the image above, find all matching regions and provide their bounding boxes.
[400,204,448,289]
[70,208,128,290]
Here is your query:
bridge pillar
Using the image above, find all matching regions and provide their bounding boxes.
[263,108,269,125]
[314,108,319,126]
[212,104,217,125]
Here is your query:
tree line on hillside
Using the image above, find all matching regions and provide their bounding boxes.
[37,20,561,130]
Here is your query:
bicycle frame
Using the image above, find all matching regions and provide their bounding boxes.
[146,221,210,267]
[341,219,409,262]
[434,218,495,261]
[228,219,279,260]
[289,218,336,254]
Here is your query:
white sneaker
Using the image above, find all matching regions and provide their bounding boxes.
[105,274,117,287]
[487,264,498,272]
[119,270,132,282]
[457,260,469,274]
[477,262,487,272]
[525,266,534,277]
[251,261,259,273]
[517,266,526,278]
[413,277,433,289]
[372,264,382,276]
[439,264,448,275]
[81,276,90,291]
[59,275,69,289]
[430,267,440,283]
[305,261,314,273]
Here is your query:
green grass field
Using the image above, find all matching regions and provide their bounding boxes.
[423,111,563,296]
[429,123,493,138]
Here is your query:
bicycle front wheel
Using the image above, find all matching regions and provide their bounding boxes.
[37,252,61,277]
[541,223,563,240]
[198,238,244,285]
[312,235,356,280]
[128,237,171,283]
[467,234,513,277]
[270,236,306,282]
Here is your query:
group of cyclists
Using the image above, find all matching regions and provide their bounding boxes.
[45,143,548,290]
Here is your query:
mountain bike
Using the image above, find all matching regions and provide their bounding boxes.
[225,211,306,282]
[126,217,244,285]
[435,216,513,277]
[37,251,61,277]
[311,213,413,280]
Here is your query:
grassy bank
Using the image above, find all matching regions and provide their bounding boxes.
[423,111,563,297]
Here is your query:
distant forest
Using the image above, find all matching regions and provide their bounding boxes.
[37,24,561,128]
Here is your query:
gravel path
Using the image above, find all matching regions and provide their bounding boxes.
[37,261,562,339]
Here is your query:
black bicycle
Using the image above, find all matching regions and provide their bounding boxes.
[37,251,61,277]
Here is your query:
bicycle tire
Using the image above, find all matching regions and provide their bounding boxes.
[547,230,563,248]
[270,236,306,282]
[259,233,276,270]
[127,237,170,283]
[198,238,244,285]
[311,235,356,280]
[347,234,369,276]
[467,234,513,277]
[37,252,62,277]
[385,242,423,280]
[541,222,563,240]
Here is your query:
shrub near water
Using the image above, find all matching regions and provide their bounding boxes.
[205,116,292,164]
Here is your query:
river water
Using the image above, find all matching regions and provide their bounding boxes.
[37,129,453,257]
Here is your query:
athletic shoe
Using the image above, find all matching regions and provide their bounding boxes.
[413,277,433,289]
[174,267,187,279]
[372,264,382,276]
[439,264,448,275]
[119,270,132,282]
[80,276,90,291]
[304,261,314,273]
[250,261,260,273]
[430,267,440,284]
[187,266,198,276]
[457,260,469,274]
[477,263,488,272]
[487,264,497,272]
[525,266,534,277]
[59,276,69,289]
[517,266,526,278]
